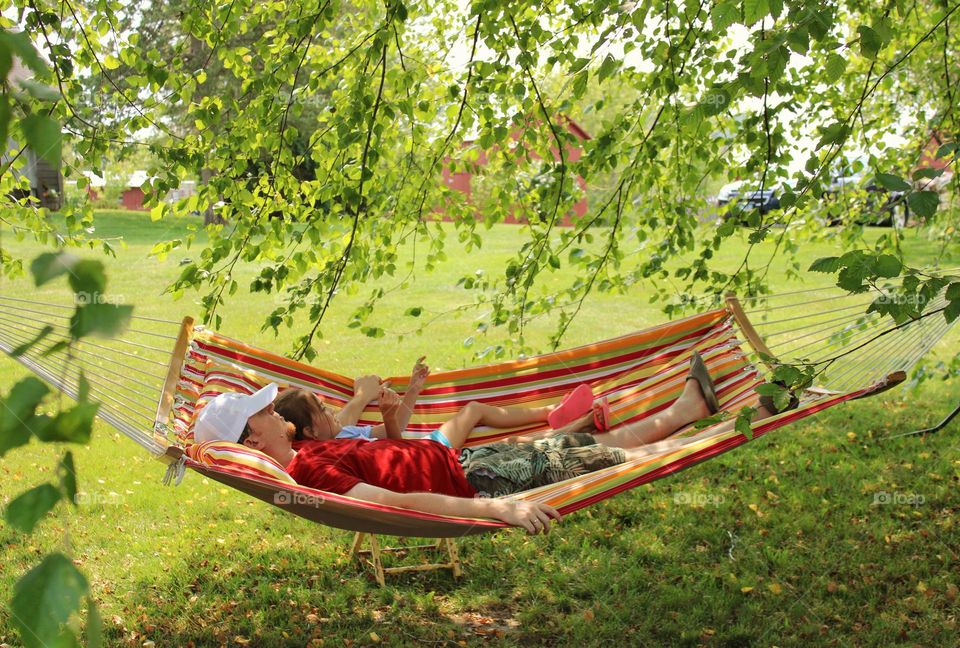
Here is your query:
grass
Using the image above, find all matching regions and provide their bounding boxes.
[1,210,959,647]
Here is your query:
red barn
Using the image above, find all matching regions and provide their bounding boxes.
[441,116,591,225]
[121,170,150,211]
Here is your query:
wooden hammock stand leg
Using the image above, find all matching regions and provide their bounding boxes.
[350,532,462,587]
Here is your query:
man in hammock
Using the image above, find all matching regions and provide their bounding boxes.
[194,354,735,534]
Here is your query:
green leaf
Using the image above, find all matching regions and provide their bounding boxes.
[0,377,50,456]
[404,307,422,317]
[701,88,730,116]
[756,382,792,412]
[808,256,840,273]
[912,168,943,181]
[34,400,99,444]
[771,364,803,385]
[946,282,960,301]
[816,122,848,150]
[22,113,62,167]
[598,55,618,82]
[67,259,107,300]
[4,483,62,533]
[0,36,11,80]
[69,303,134,340]
[59,451,78,506]
[907,191,939,218]
[4,31,49,76]
[875,173,911,192]
[743,0,769,24]
[571,70,589,98]
[873,254,901,279]
[837,265,869,293]
[934,142,957,159]
[18,78,60,102]
[824,54,847,83]
[786,26,808,54]
[11,553,89,648]
[8,325,54,357]
[735,408,755,440]
[858,25,882,59]
[711,1,738,29]
[946,298,960,324]
[31,252,79,287]
[360,326,385,338]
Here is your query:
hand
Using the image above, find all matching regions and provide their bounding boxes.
[408,356,430,393]
[354,374,383,398]
[492,500,562,535]
[378,385,402,419]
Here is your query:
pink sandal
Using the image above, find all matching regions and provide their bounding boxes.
[592,397,612,432]
[548,384,594,429]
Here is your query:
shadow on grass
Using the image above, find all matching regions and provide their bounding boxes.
[10,388,957,648]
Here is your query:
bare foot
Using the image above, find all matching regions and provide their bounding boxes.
[676,378,712,424]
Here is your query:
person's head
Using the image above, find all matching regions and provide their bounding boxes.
[273,388,342,441]
[193,384,296,459]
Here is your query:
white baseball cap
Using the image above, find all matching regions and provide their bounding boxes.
[193,383,279,443]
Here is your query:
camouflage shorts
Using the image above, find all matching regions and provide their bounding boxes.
[459,432,626,498]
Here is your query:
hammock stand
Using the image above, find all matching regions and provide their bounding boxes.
[0,277,955,583]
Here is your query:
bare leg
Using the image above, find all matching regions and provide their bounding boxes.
[438,401,552,448]
[508,378,719,447]
[619,403,776,460]
[592,379,713,449]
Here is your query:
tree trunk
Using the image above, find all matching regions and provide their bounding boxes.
[200,167,224,225]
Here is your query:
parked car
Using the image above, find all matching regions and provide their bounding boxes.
[822,174,906,227]
[716,180,781,215]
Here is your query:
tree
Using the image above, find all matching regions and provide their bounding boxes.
[0,0,957,367]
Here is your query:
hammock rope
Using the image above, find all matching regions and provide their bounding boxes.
[0,320,167,405]
[1,274,956,537]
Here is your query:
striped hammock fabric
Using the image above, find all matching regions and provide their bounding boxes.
[160,307,893,537]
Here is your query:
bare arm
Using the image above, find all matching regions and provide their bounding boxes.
[370,356,429,439]
[377,386,404,440]
[344,483,562,534]
[336,375,383,428]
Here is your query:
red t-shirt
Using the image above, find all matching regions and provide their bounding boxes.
[286,439,477,497]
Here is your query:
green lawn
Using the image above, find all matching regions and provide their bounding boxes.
[1,210,958,646]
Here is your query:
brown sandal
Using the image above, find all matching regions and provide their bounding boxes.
[686,352,721,414]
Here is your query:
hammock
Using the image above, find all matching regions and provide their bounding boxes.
[0,276,955,537]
